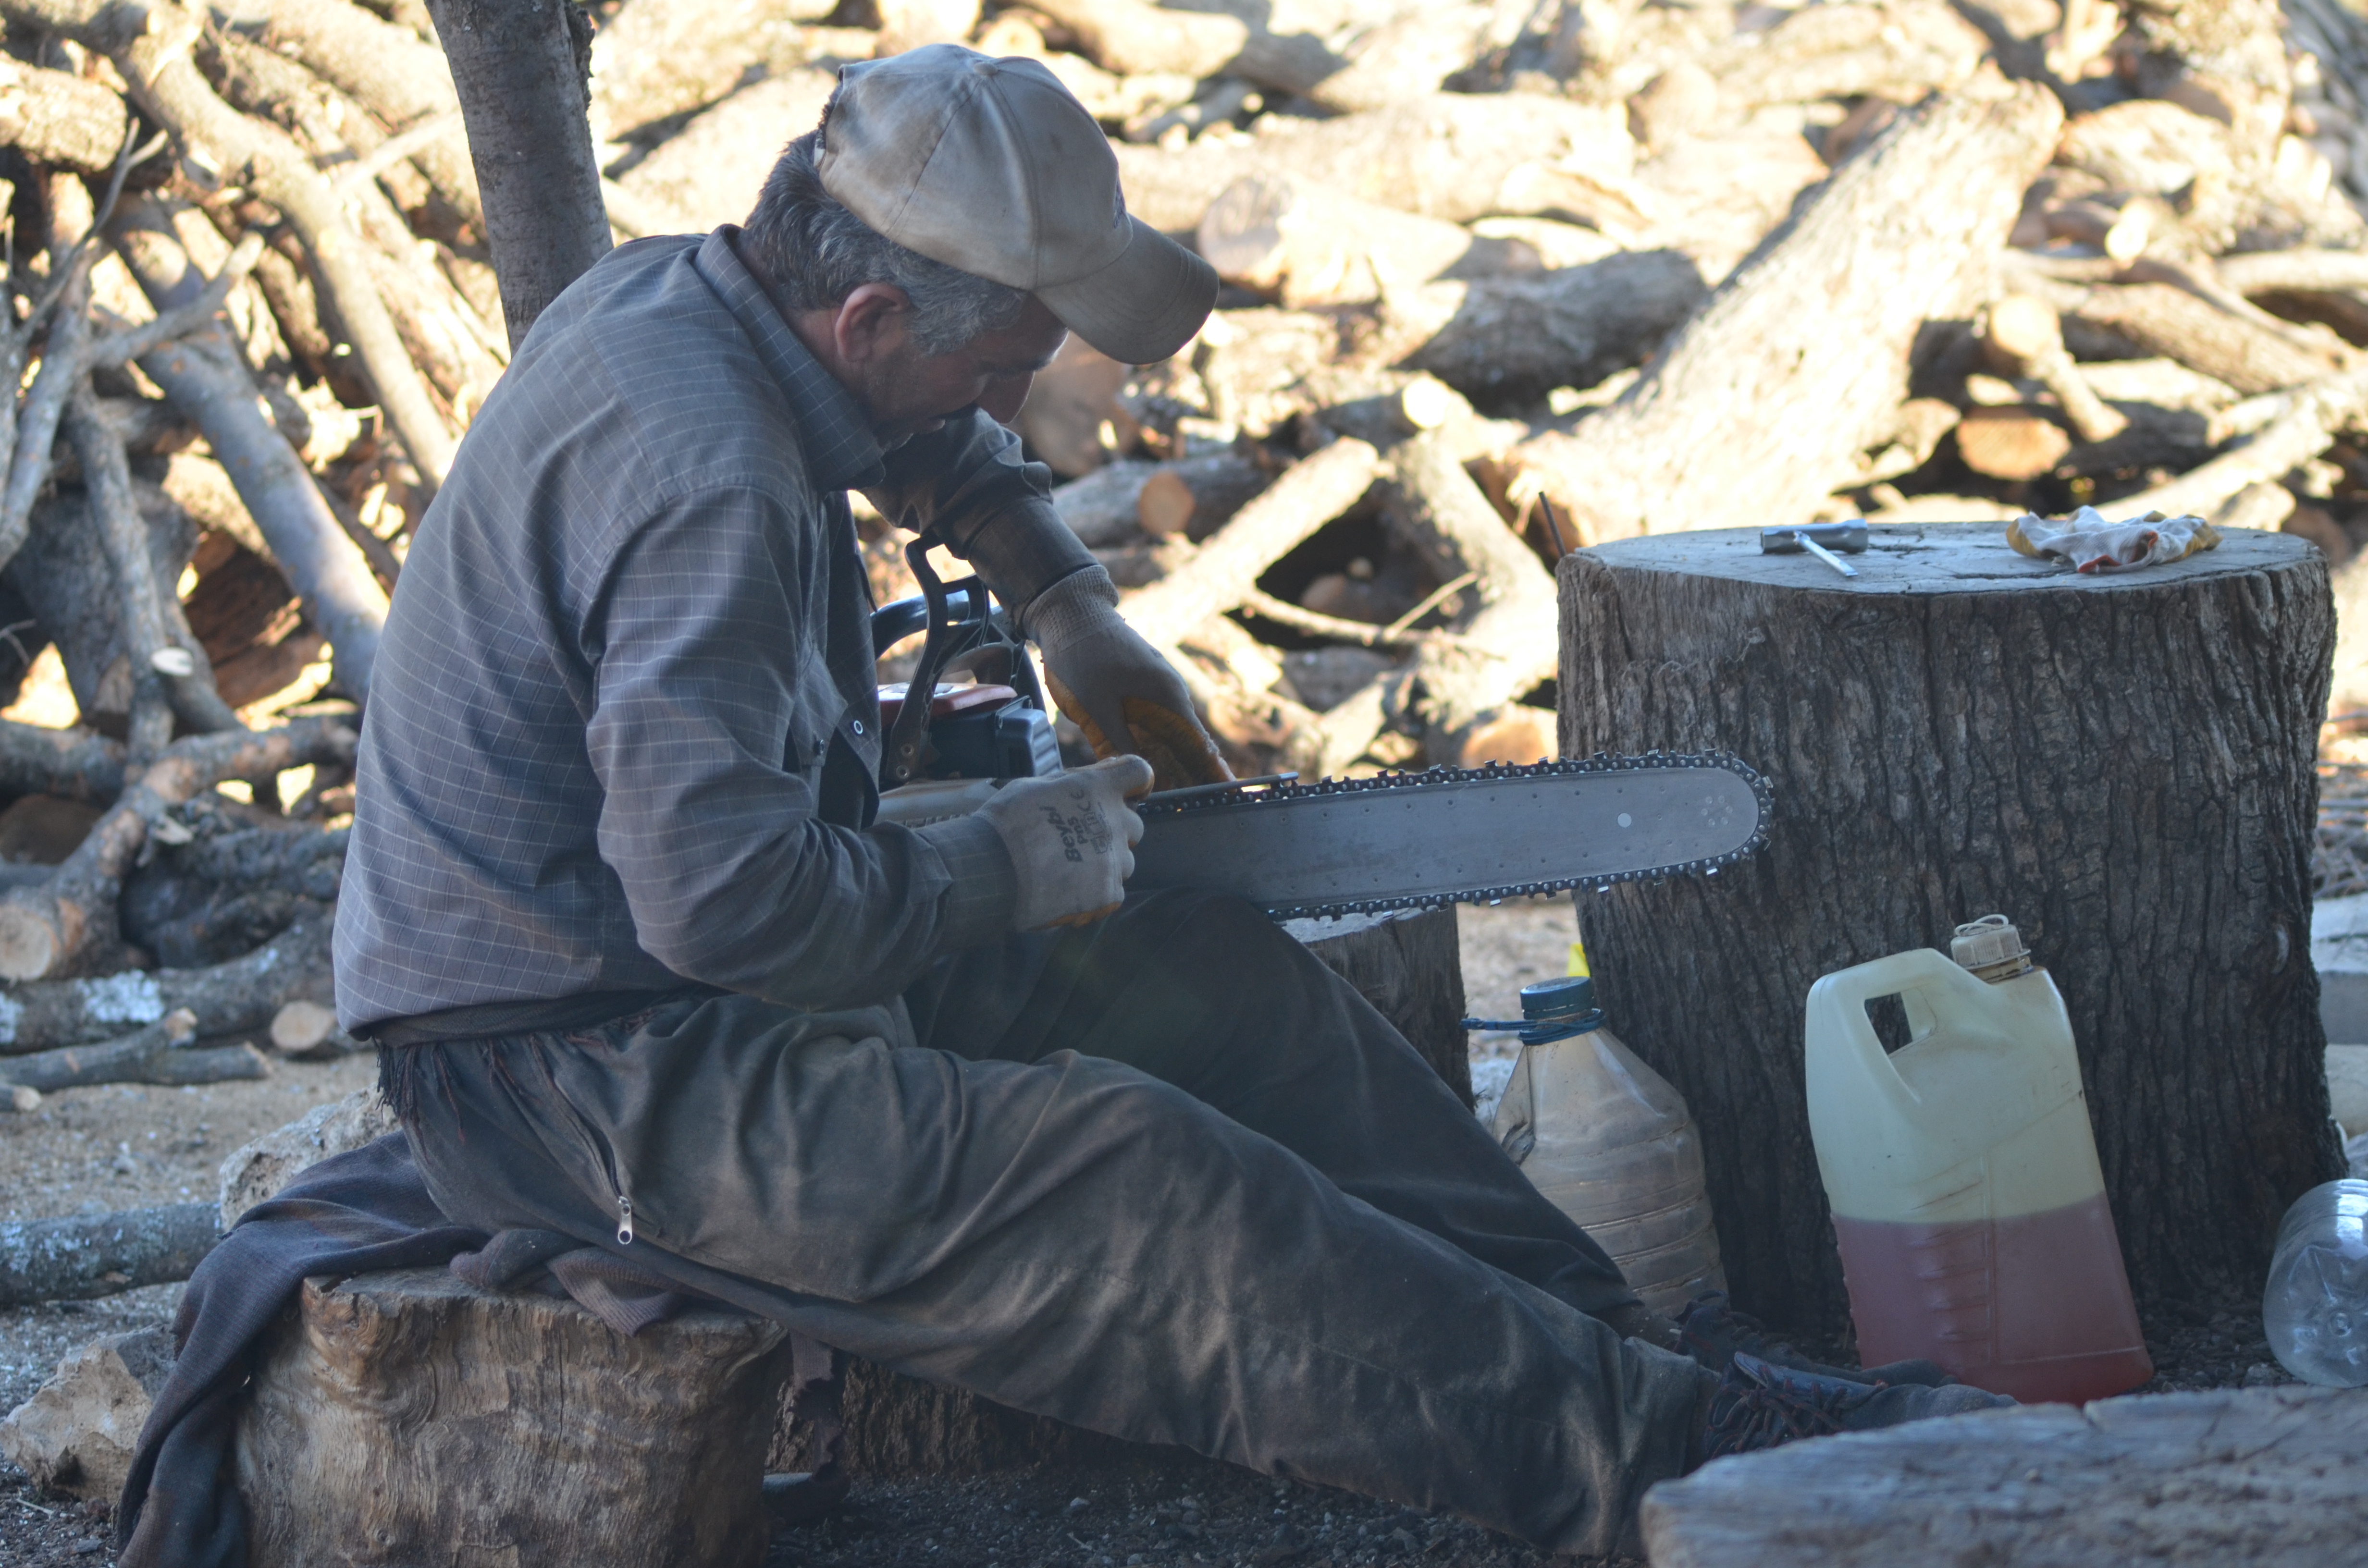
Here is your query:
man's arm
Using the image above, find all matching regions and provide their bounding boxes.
[868,412,1229,789]
[582,487,1015,1008]
[863,408,1094,610]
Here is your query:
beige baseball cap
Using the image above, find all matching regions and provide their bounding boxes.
[816,44,1217,366]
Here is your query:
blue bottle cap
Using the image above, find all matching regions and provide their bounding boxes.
[1520,975,1595,1021]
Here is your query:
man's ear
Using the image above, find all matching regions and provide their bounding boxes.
[832,283,915,368]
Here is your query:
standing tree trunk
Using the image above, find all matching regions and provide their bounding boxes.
[426,0,612,350]
[1557,522,2341,1336]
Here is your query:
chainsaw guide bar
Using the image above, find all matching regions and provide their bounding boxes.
[1128,752,1774,919]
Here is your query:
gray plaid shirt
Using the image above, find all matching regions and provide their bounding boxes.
[334,229,1093,1030]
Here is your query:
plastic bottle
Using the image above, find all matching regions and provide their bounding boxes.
[2263,1178,2368,1386]
[1489,976,1727,1315]
[1805,915,2151,1403]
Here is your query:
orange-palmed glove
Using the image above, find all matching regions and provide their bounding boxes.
[1024,567,1231,792]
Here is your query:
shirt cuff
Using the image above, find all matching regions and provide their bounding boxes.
[913,810,1019,948]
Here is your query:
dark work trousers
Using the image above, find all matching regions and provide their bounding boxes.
[386,889,1711,1555]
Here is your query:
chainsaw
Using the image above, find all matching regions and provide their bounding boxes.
[868,565,1771,919]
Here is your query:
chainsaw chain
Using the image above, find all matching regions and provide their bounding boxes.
[1137,752,1776,920]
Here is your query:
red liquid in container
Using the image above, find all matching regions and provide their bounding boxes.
[1832,1193,2152,1403]
[1807,919,2151,1406]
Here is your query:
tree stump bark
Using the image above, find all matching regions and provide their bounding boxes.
[779,907,1471,1473]
[235,1268,795,1568]
[1557,522,2341,1337]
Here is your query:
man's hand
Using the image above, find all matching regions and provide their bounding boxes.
[977,756,1154,929]
[1025,568,1232,792]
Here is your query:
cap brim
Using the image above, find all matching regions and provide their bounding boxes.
[1034,216,1217,366]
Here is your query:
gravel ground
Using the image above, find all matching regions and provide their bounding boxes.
[0,905,2301,1566]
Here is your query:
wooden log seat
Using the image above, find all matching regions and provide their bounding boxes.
[234,1267,797,1568]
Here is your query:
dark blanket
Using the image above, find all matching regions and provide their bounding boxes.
[114,1132,484,1567]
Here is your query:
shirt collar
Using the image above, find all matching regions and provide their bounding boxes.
[694,226,887,491]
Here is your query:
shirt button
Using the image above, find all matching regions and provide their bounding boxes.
[851,720,865,736]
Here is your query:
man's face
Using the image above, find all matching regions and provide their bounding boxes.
[828,289,1070,445]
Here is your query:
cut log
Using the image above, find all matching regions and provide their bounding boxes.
[1118,438,1383,653]
[255,0,485,230]
[1559,524,2339,1334]
[120,812,344,967]
[55,0,462,486]
[1021,0,1342,104]
[217,1087,399,1229]
[1386,250,1709,408]
[2071,281,2348,394]
[1052,459,1157,548]
[0,1008,199,1093]
[110,196,392,699]
[0,912,332,1055]
[0,719,356,983]
[0,721,123,803]
[1640,1386,2368,1568]
[63,389,243,750]
[587,0,838,140]
[268,999,339,1055]
[235,1268,796,1568]
[0,1326,173,1500]
[1111,95,1633,232]
[1315,431,1558,774]
[425,0,613,351]
[1981,293,2129,443]
[0,1202,220,1307]
[1136,453,1270,542]
[1708,0,1990,112]
[0,55,130,176]
[10,481,194,747]
[1195,171,1548,308]
[1513,82,2061,544]
[1954,407,2073,479]
[2116,366,2368,519]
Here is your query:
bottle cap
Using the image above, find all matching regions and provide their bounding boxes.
[1521,975,1594,1020]
[1951,914,2033,982]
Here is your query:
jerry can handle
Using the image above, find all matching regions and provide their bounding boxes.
[1804,947,1979,1102]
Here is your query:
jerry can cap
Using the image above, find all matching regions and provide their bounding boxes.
[1952,914,2034,982]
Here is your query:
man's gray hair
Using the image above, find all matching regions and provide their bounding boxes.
[741,130,1031,355]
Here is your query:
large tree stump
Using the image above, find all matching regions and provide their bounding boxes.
[234,1268,796,1568]
[1558,522,2341,1337]
[1640,1385,2368,1567]
[778,908,1470,1474]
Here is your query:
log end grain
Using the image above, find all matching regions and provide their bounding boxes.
[0,900,61,983]
[269,999,338,1054]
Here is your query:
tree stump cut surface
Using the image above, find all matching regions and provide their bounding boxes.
[1640,1384,2368,1567]
[235,1267,796,1568]
[1558,522,2341,1335]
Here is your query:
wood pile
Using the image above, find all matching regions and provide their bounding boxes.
[0,0,2366,1114]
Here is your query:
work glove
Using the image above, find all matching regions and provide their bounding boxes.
[1024,568,1232,792]
[977,755,1154,929]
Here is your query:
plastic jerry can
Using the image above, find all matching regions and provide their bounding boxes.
[1805,915,2151,1403]
[1491,976,1727,1315]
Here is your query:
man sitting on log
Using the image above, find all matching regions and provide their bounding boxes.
[333,46,2005,1555]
